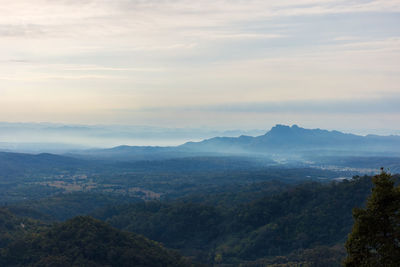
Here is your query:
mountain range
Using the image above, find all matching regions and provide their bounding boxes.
[1,124,400,169]
[181,124,400,154]
[78,125,400,161]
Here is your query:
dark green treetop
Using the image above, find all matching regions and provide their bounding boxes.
[344,170,400,267]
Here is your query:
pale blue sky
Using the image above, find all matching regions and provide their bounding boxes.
[1,0,399,132]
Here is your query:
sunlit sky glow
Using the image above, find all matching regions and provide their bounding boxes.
[1,0,400,132]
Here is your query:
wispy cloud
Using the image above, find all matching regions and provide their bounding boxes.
[0,74,113,81]
[133,96,400,115]
[62,66,165,72]
[333,36,360,41]
[0,1,398,40]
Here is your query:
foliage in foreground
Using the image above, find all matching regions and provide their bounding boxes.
[345,171,400,266]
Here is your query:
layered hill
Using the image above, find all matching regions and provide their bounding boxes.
[75,125,400,161]
[2,125,400,172]
[181,124,400,155]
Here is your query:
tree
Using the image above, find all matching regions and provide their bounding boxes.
[344,170,400,266]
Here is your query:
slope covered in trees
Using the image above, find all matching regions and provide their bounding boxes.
[345,171,400,266]
[8,192,142,222]
[0,160,397,266]
[0,216,195,267]
[94,175,383,265]
[0,208,45,249]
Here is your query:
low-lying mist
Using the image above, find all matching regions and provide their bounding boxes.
[0,122,264,152]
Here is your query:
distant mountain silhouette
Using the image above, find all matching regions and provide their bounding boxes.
[181,124,400,154]
[63,125,400,160]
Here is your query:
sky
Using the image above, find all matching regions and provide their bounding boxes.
[1,0,400,134]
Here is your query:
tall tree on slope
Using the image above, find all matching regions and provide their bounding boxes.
[344,169,400,267]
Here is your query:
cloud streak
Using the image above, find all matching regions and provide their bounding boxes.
[133,96,400,115]
[1,0,398,40]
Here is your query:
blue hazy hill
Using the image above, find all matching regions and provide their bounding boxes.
[181,124,400,155]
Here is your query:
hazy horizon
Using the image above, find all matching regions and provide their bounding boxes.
[1,122,400,152]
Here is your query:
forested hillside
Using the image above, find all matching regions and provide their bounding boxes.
[0,169,398,266]
[93,175,383,265]
[0,215,195,267]
[0,149,397,266]
[0,208,46,248]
